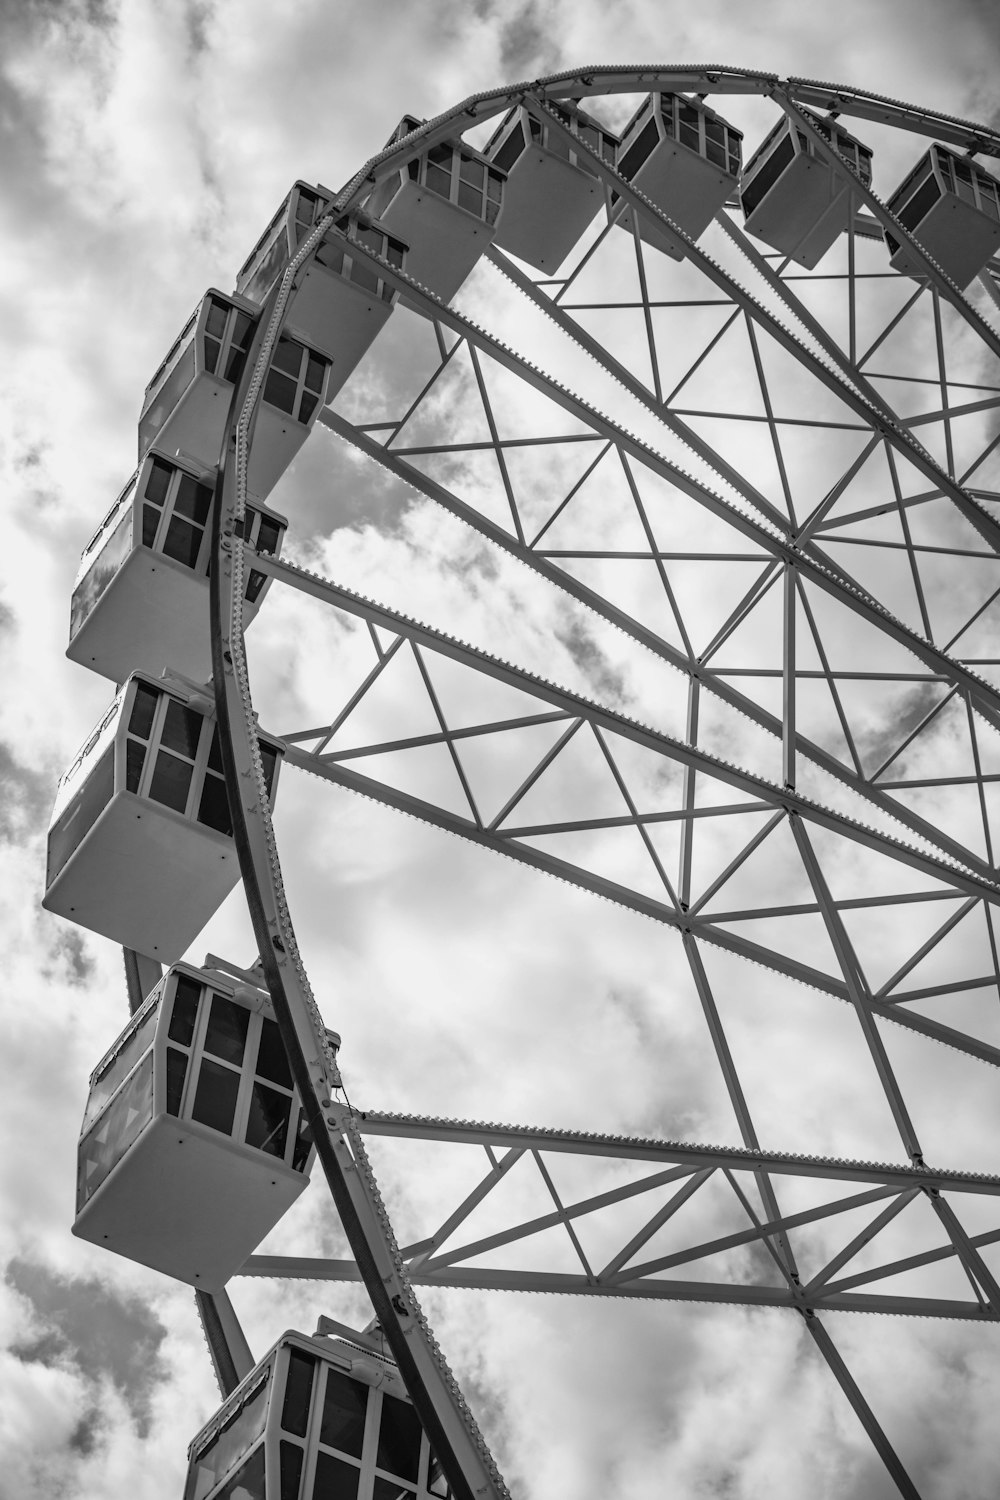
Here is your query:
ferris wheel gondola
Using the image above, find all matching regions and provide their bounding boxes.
[884,142,1000,287]
[364,115,506,304]
[73,958,319,1292]
[67,450,286,684]
[43,672,282,961]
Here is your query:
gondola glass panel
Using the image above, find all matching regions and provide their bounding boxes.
[74,962,313,1290]
[43,673,282,961]
[884,143,1000,287]
[67,451,286,683]
[184,1328,456,1499]
[739,110,874,269]
[138,290,331,500]
[236,183,407,401]
[485,101,618,271]
[364,116,506,304]
[613,92,742,258]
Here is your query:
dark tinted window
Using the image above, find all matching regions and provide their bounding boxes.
[678,103,700,152]
[129,682,159,739]
[146,456,173,505]
[256,517,282,556]
[174,475,212,524]
[897,175,941,232]
[206,300,228,339]
[203,996,249,1065]
[161,699,202,758]
[260,744,278,798]
[246,1082,291,1157]
[169,974,201,1043]
[377,1393,422,1481]
[125,739,146,793]
[271,336,301,376]
[280,1440,304,1500]
[165,1046,188,1116]
[191,1057,241,1136]
[264,368,297,415]
[319,1369,368,1457]
[704,116,726,169]
[425,160,451,199]
[292,1110,312,1173]
[306,355,325,393]
[198,775,232,836]
[147,750,193,813]
[255,1017,293,1088]
[741,133,795,217]
[162,517,203,569]
[142,505,160,548]
[312,1451,360,1499]
[492,121,525,174]
[618,117,658,181]
[281,1349,315,1437]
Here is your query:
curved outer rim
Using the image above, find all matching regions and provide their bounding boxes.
[209,67,1000,1500]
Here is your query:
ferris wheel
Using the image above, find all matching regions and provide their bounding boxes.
[44,66,1000,1499]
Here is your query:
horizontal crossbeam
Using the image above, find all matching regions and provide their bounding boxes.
[355,1114,1000,1194]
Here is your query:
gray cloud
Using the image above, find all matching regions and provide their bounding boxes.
[6,1258,168,1436]
[0,742,55,846]
[495,1,563,80]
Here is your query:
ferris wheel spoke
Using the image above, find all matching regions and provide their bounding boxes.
[336,231,1000,706]
[237,1116,1000,1347]
[803,1317,923,1500]
[253,554,1000,899]
[318,408,1000,875]
[194,1288,256,1399]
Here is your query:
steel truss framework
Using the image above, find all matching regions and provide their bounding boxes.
[199,67,1000,1500]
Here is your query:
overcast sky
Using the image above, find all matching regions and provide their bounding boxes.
[5,2,1000,1498]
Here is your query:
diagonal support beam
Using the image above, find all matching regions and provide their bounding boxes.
[790,816,924,1162]
[598,1169,714,1279]
[804,1189,920,1294]
[406,1146,525,1273]
[194,1289,255,1400]
[804,1315,922,1499]
[928,1191,1000,1317]
[254,551,997,906]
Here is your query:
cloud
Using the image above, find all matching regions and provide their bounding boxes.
[6,1258,168,1435]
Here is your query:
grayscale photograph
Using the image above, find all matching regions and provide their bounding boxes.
[3,1,1000,1496]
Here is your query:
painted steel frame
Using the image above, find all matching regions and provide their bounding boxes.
[194,67,1000,1500]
